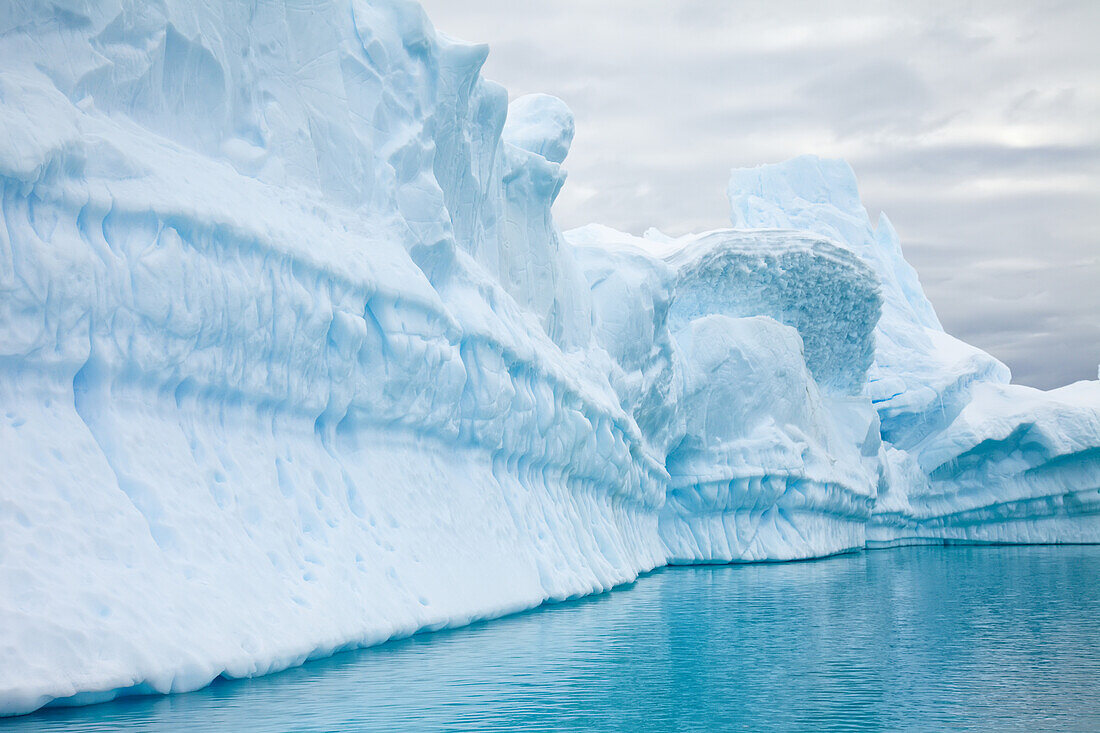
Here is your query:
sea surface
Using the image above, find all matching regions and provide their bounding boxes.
[5,545,1099,732]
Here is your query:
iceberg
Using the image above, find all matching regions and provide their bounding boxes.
[568,225,885,562]
[723,156,1100,546]
[0,0,1096,717]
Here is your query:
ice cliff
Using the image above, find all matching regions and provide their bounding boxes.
[1,0,1097,717]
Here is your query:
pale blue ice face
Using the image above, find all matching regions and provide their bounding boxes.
[8,546,1100,732]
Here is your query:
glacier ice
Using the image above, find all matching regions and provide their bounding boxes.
[723,155,1099,545]
[0,0,1097,717]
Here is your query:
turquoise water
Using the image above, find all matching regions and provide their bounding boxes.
[5,546,1099,731]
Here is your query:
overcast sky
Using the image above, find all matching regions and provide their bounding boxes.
[420,0,1099,389]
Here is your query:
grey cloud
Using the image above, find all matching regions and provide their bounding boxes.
[800,59,939,138]
[851,144,1100,185]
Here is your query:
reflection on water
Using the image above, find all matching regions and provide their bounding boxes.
[5,546,1100,732]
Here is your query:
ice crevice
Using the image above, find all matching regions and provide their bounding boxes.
[0,0,1098,718]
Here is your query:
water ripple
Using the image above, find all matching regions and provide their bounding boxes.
[4,545,1099,732]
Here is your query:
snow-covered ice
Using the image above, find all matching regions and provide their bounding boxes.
[0,0,1097,717]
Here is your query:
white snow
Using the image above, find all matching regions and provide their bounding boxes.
[0,0,1097,718]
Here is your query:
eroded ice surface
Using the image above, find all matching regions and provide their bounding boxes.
[0,0,1097,717]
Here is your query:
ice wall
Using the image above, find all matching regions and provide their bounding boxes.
[870,380,1100,545]
[724,158,1100,547]
[568,225,884,562]
[0,0,665,716]
[728,156,1011,447]
[1,0,1097,719]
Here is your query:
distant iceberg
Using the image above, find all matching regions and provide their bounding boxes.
[1,0,1097,717]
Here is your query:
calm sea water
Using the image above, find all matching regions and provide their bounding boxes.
[5,545,1099,732]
